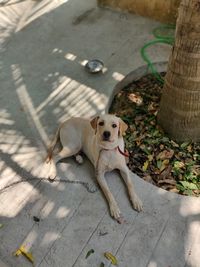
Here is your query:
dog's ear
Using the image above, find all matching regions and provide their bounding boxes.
[90,116,99,134]
[119,118,128,137]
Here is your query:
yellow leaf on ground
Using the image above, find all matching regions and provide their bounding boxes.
[14,245,34,264]
[159,159,169,172]
[142,160,149,171]
[148,155,154,162]
[104,252,118,265]
[14,249,22,256]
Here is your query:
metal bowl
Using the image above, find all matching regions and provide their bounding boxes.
[85,59,104,73]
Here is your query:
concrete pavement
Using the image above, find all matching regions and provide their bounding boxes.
[0,1,199,266]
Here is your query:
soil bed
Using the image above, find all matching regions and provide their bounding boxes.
[110,73,200,196]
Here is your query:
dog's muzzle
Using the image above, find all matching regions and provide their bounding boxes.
[103,131,111,141]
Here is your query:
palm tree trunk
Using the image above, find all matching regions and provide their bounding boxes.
[158,0,200,142]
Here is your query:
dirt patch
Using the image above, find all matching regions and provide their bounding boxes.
[110,73,200,196]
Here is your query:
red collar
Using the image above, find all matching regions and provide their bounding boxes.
[117,146,129,158]
[102,146,129,158]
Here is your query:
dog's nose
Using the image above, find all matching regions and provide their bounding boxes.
[103,131,111,140]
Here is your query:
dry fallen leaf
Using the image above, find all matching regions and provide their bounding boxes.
[128,93,143,105]
[192,165,200,175]
[157,150,174,160]
[160,165,172,180]
[174,161,185,169]
[134,115,144,121]
[14,246,34,264]
[143,174,154,183]
[171,140,179,147]
[161,184,175,190]
[187,145,193,153]
[104,252,118,265]
[148,102,158,114]
[160,159,170,172]
[169,188,179,193]
[157,179,176,185]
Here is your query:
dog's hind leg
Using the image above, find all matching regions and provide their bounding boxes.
[47,145,81,180]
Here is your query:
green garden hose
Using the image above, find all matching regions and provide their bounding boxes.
[140,25,175,83]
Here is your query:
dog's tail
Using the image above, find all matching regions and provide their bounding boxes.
[46,127,60,163]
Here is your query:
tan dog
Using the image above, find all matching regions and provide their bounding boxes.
[46,114,143,221]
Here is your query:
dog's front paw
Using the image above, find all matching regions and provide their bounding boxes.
[109,201,121,220]
[131,194,143,212]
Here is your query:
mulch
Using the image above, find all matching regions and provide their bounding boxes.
[109,73,200,196]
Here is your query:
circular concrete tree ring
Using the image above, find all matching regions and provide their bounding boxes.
[106,61,168,113]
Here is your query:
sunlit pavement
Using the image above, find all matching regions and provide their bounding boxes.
[0,1,199,267]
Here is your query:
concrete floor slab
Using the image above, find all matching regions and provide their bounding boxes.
[0,1,200,267]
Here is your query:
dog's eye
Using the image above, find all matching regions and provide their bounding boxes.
[112,123,117,128]
[99,121,104,126]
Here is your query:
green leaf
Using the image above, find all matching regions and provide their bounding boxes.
[85,249,94,259]
[185,160,195,167]
[173,161,184,170]
[121,115,132,124]
[180,181,198,190]
[171,140,179,147]
[0,223,3,229]
[157,160,162,169]
[161,137,169,143]
[180,142,190,149]
[141,146,151,155]
[152,130,161,137]
[176,184,185,192]
[184,172,196,181]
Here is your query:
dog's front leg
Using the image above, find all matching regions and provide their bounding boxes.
[120,166,143,212]
[96,168,121,220]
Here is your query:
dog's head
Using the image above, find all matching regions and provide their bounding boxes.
[90,114,128,149]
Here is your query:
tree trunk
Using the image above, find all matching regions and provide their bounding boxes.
[158,0,200,142]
